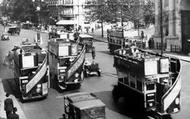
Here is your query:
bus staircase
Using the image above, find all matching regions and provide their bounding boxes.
[158,61,181,115]
[24,54,48,95]
[65,45,86,80]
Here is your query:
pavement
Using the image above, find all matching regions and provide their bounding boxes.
[88,31,190,62]
[0,78,27,119]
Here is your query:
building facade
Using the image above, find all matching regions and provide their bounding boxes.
[153,0,190,54]
[46,0,98,30]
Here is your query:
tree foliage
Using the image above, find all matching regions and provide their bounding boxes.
[1,0,49,24]
[142,0,155,26]
[87,0,154,27]
[87,2,112,23]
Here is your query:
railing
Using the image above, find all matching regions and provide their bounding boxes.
[170,44,181,52]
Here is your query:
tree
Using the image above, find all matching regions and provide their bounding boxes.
[7,0,36,22]
[84,0,155,36]
[142,0,155,26]
[1,0,49,25]
[107,0,155,28]
[87,1,112,37]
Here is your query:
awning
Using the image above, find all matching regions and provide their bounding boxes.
[56,20,77,25]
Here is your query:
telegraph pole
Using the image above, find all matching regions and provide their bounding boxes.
[160,0,163,56]
[121,4,124,38]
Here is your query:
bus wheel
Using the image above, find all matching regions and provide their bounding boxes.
[84,71,88,77]
[112,85,120,103]
[154,114,163,119]
[20,95,25,103]
[57,84,67,92]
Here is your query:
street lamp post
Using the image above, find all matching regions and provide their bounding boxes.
[32,0,44,27]
[160,0,163,56]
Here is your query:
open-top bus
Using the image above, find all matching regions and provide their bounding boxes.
[112,46,181,118]
[10,42,49,102]
[48,36,85,91]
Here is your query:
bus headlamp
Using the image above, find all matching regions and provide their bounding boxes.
[37,84,41,88]
[60,75,64,80]
[75,73,79,78]
[74,79,79,83]
[36,88,41,93]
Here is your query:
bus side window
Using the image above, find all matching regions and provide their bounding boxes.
[124,77,129,85]
[137,80,142,91]
[118,78,123,83]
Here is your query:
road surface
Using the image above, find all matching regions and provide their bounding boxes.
[0,25,190,119]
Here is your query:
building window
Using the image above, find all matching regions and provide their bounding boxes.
[64,0,73,4]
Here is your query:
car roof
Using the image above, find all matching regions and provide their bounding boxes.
[72,99,105,110]
[79,34,93,38]
[64,92,96,103]
[2,33,8,35]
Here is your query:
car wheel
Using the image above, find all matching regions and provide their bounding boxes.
[84,71,88,77]
[97,71,101,76]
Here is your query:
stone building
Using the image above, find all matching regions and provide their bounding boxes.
[46,0,98,31]
[153,0,190,54]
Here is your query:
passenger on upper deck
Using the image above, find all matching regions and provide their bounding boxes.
[131,45,139,57]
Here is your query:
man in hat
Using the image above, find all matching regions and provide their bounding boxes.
[9,107,19,119]
[4,93,14,119]
[91,46,96,60]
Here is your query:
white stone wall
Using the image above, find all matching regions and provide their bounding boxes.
[153,0,183,52]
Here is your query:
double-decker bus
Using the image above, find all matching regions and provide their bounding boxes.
[107,29,146,54]
[107,29,124,54]
[10,42,49,102]
[112,46,181,118]
[78,34,93,53]
[48,37,85,91]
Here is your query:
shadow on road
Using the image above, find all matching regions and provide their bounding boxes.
[2,78,21,99]
[98,50,112,55]
[1,78,48,103]
[94,91,172,119]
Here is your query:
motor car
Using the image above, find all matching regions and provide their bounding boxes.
[1,33,10,41]
[8,27,21,35]
[63,92,106,119]
[79,34,93,53]
[84,60,101,77]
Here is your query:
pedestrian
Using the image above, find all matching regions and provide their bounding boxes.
[78,25,81,32]
[9,107,19,119]
[86,27,89,33]
[141,31,144,40]
[4,93,14,119]
[74,31,79,41]
[91,46,96,60]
